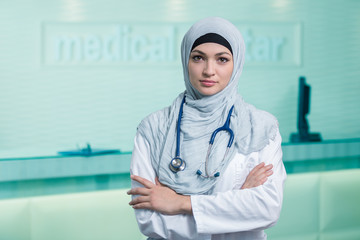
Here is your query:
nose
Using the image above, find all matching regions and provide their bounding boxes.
[203,60,215,77]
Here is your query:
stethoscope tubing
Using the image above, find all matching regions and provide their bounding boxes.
[209,105,234,147]
[175,96,186,158]
[171,96,234,178]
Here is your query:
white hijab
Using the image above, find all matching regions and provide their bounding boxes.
[137,17,278,194]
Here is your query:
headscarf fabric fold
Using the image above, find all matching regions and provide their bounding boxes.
[137,17,278,194]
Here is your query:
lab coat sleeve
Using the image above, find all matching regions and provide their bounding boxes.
[130,132,202,240]
[191,129,286,234]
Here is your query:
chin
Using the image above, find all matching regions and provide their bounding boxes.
[198,89,221,96]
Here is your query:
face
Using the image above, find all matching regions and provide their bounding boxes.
[188,42,233,96]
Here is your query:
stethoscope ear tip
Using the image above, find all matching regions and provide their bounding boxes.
[196,170,220,178]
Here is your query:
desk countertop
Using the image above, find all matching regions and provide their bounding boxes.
[1,139,360,182]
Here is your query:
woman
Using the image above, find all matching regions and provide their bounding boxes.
[128,17,286,240]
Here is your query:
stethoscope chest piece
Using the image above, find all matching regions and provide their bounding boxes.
[169,157,186,173]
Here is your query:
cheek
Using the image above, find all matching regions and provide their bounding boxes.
[188,63,200,82]
[188,69,194,85]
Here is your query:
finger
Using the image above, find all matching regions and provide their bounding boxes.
[253,162,265,171]
[248,162,265,176]
[259,177,268,185]
[252,165,271,178]
[129,195,150,206]
[254,163,272,172]
[130,175,155,188]
[264,164,273,171]
[265,170,273,177]
[127,187,151,196]
[253,166,268,178]
[132,202,153,210]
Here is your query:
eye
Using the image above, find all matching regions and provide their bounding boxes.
[218,57,229,63]
[191,55,203,62]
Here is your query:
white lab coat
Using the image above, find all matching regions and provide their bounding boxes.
[130,128,286,240]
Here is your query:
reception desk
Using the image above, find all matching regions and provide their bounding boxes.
[0,138,360,199]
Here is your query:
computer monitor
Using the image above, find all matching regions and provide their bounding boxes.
[290,76,322,142]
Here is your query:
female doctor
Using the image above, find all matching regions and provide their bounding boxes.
[128,17,286,240]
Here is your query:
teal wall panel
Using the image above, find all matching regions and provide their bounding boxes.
[0,198,31,240]
[320,170,360,236]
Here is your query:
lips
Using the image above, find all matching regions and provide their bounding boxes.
[200,80,216,87]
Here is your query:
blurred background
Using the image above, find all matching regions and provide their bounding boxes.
[1,0,359,155]
[0,0,359,239]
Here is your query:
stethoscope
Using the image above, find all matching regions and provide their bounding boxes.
[169,96,235,178]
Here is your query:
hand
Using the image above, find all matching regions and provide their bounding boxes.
[127,175,192,215]
[241,162,273,189]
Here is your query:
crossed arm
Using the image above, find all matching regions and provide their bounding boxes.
[128,131,285,238]
[127,162,273,215]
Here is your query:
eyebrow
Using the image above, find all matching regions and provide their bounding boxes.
[190,49,232,57]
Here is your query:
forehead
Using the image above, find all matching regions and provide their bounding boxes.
[191,42,232,55]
